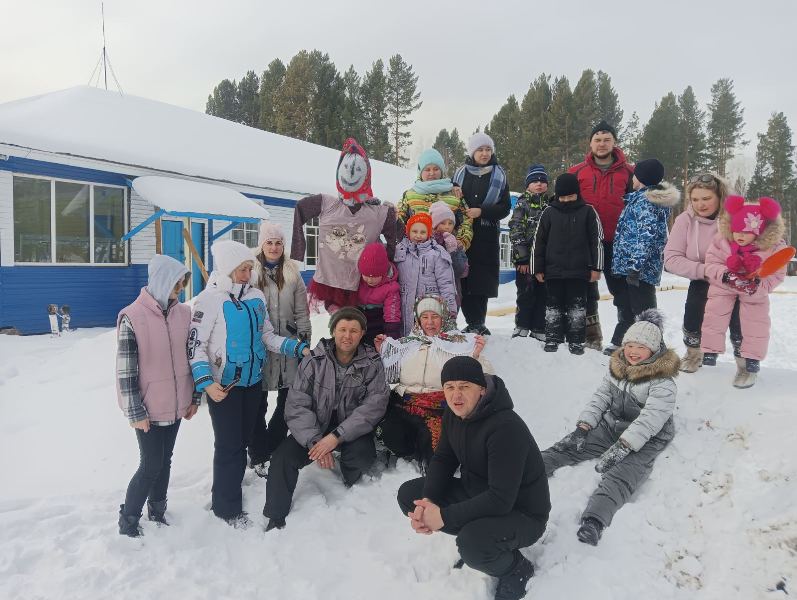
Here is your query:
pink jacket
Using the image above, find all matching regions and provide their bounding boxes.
[117,289,195,422]
[664,205,719,281]
[700,212,787,360]
[357,262,401,323]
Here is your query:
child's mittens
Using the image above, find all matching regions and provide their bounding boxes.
[552,426,589,453]
[722,271,761,295]
[595,440,632,473]
[441,232,458,253]
[726,254,744,273]
[741,253,762,274]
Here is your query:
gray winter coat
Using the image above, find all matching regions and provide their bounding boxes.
[284,339,390,448]
[254,255,312,391]
[394,237,458,336]
[578,348,680,451]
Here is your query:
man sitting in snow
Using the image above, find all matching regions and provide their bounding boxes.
[263,307,390,531]
[397,356,550,600]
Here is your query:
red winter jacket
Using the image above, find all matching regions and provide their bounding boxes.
[568,148,635,242]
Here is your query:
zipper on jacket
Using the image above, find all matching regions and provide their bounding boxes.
[163,308,180,421]
[243,301,256,386]
[592,175,597,193]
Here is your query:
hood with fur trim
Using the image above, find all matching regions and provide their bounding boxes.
[643,181,681,208]
[610,348,680,383]
[718,205,786,251]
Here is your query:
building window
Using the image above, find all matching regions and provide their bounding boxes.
[304,217,319,267]
[13,175,127,265]
[500,231,513,269]
[230,222,259,248]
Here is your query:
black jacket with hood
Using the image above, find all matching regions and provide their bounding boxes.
[422,375,551,530]
[531,195,604,280]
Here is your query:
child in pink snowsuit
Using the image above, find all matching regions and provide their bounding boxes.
[701,195,787,388]
[356,242,402,346]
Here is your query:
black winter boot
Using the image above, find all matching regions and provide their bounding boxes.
[494,551,535,600]
[225,512,253,529]
[568,343,585,355]
[118,504,142,538]
[265,517,286,532]
[576,517,604,546]
[147,499,169,526]
[702,352,718,366]
[543,341,558,352]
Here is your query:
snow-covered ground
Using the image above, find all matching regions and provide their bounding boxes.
[1,281,796,599]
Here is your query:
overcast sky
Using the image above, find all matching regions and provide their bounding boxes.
[2,0,796,173]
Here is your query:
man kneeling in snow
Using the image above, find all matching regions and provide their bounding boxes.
[263,307,389,531]
[397,357,550,600]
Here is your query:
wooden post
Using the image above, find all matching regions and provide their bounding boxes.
[154,213,162,254]
[183,227,208,282]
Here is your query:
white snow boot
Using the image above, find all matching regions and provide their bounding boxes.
[680,346,703,373]
[732,356,757,389]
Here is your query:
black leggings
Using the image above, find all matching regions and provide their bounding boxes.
[122,420,181,517]
[248,387,290,463]
[683,279,742,345]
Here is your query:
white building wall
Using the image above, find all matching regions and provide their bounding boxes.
[129,189,156,265]
[0,169,12,267]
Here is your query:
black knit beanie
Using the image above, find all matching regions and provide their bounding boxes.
[441,356,487,388]
[634,158,665,187]
[590,120,617,140]
[329,307,367,334]
[554,173,580,198]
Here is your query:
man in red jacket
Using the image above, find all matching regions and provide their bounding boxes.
[568,121,634,352]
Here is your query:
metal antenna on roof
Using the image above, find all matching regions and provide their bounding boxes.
[88,2,124,95]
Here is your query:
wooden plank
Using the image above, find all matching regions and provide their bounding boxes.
[182,227,208,282]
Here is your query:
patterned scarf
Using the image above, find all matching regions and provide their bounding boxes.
[452,162,507,224]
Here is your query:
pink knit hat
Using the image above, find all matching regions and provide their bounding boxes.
[430,201,456,229]
[726,195,781,236]
[257,221,284,249]
[357,242,389,277]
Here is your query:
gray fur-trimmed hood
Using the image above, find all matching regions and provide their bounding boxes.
[644,181,681,208]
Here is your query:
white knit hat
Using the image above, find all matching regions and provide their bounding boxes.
[209,240,257,291]
[257,221,284,249]
[622,309,665,353]
[467,132,495,158]
[415,296,446,318]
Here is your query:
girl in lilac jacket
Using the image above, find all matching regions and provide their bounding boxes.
[702,196,787,389]
[394,213,457,336]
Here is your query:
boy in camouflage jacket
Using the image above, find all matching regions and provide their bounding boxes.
[509,164,550,338]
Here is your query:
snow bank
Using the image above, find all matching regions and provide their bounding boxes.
[1,286,795,599]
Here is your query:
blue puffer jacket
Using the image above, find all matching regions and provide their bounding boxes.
[611,182,680,285]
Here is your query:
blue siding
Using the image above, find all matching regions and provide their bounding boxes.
[0,265,147,334]
[0,156,130,186]
[499,269,516,284]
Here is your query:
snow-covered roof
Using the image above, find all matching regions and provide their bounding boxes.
[0,86,416,200]
[132,176,270,220]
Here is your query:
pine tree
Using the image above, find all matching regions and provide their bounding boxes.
[748,112,797,243]
[519,74,553,170]
[258,59,286,132]
[622,111,643,163]
[236,70,260,128]
[596,71,624,138]
[385,54,422,166]
[639,92,684,185]
[706,78,747,176]
[340,65,366,144]
[571,69,599,153]
[361,59,391,161]
[273,51,316,141]
[486,96,523,189]
[206,79,239,122]
[677,85,708,190]
[545,76,575,174]
[308,50,345,148]
[433,128,467,176]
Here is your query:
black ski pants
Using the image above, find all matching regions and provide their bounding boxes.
[263,434,376,520]
[515,271,546,332]
[545,278,588,344]
[461,294,489,329]
[587,242,623,333]
[683,279,742,347]
[397,477,546,578]
[207,383,262,519]
[122,420,181,517]
[248,386,290,464]
[610,279,657,346]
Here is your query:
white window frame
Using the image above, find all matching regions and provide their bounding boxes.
[230,221,259,249]
[499,230,513,269]
[304,217,319,268]
[12,173,129,266]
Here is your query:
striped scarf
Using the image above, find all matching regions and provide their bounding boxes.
[452,163,507,225]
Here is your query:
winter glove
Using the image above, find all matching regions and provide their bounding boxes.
[594,440,632,473]
[722,271,761,296]
[626,270,641,287]
[552,426,589,453]
[441,232,458,253]
[741,253,762,274]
